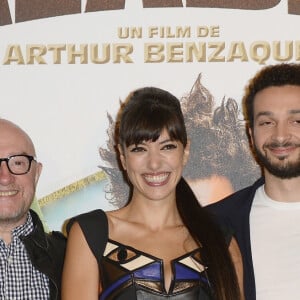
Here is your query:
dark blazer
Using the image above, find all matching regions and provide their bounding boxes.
[21,209,67,300]
[205,177,265,300]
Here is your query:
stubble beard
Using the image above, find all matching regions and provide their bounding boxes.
[253,142,300,179]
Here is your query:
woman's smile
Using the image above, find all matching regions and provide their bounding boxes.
[142,172,170,186]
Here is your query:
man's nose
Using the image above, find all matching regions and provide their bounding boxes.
[272,123,292,143]
[0,161,14,184]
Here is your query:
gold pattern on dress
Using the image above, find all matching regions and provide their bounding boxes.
[135,279,163,293]
[173,281,199,293]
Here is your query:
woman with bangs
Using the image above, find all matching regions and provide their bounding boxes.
[62,87,244,300]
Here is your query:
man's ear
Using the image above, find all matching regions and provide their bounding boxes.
[35,162,43,185]
[248,126,254,147]
[117,144,126,170]
[183,140,190,166]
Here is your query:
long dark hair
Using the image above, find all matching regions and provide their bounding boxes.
[117,87,240,300]
[177,178,240,300]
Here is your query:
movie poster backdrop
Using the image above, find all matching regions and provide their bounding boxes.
[1,1,299,230]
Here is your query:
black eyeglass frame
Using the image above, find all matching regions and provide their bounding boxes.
[0,155,36,175]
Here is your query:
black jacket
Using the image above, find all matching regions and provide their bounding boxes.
[20,209,67,300]
[205,177,265,300]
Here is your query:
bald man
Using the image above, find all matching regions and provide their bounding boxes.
[0,119,66,300]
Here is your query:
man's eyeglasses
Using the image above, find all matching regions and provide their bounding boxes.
[0,155,36,175]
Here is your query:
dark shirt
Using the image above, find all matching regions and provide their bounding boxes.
[206,177,265,300]
[21,209,67,300]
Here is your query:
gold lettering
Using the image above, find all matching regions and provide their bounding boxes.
[3,44,25,64]
[186,42,206,62]
[26,44,47,64]
[227,42,248,62]
[197,25,220,38]
[167,43,184,62]
[112,44,133,63]
[67,44,88,64]
[211,26,220,37]
[208,42,225,62]
[148,26,191,38]
[90,44,110,63]
[273,41,293,61]
[250,41,270,64]
[47,44,66,64]
[118,27,143,39]
[144,43,164,62]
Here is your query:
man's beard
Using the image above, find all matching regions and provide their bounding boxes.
[253,142,300,179]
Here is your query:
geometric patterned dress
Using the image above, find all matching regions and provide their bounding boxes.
[99,240,212,299]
